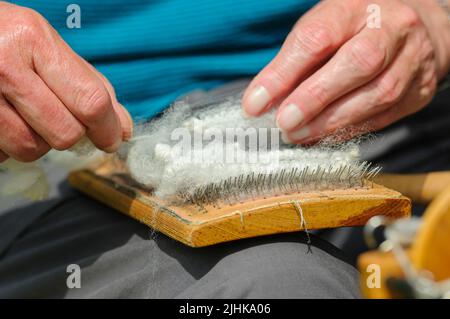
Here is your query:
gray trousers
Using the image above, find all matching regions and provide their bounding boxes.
[0,194,360,298]
[0,87,448,299]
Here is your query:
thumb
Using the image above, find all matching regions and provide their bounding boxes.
[83,60,134,141]
[113,101,134,141]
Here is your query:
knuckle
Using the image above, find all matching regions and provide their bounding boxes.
[12,136,47,162]
[346,38,386,75]
[325,114,342,132]
[0,10,44,81]
[50,128,84,151]
[291,22,333,58]
[78,85,111,122]
[398,6,421,29]
[419,73,438,102]
[18,8,43,26]
[304,81,328,106]
[14,8,45,41]
[374,74,402,105]
[266,67,291,93]
[0,8,47,61]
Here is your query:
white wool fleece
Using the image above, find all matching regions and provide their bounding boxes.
[126,94,371,202]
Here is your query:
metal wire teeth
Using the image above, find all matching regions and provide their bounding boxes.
[176,162,380,207]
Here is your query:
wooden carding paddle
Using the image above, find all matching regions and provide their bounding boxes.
[68,158,411,247]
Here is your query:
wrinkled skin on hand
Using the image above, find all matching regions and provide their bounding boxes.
[0,2,132,163]
[243,0,450,144]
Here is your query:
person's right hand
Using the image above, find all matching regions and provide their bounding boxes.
[242,0,450,144]
[0,2,133,163]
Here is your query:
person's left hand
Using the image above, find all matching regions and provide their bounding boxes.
[242,0,450,144]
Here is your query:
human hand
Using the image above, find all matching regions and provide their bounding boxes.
[243,0,450,144]
[0,2,133,163]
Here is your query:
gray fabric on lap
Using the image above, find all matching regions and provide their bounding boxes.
[0,194,359,298]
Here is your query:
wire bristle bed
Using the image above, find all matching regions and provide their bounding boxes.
[176,162,380,206]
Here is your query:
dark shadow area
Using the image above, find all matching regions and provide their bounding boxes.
[0,180,149,298]
[155,230,355,281]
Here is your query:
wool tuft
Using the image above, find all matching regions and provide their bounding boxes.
[125,93,373,203]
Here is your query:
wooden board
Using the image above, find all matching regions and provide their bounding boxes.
[68,159,411,247]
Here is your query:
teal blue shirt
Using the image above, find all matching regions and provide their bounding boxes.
[11,0,317,121]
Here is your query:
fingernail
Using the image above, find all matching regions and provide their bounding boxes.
[277,103,304,131]
[290,126,310,141]
[122,106,134,141]
[114,102,134,142]
[244,86,271,116]
[104,139,122,153]
[281,131,292,144]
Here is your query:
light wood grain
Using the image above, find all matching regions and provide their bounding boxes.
[68,159,411,247]
[411,183,450,281]
[374,172,450,204]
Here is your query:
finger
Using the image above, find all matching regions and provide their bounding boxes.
[285,72,434,144]
[0,150,9,163]
[114,101,133,141]
[3,68,86,151]
[364,70,437,133]
[85,63,134,141]
[32,34,122,152]
[0,95,50,162]
[242,1,364,116]
[276,26,403,133]
[283,31,427,144]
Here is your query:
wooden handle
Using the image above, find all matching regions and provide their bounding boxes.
[411,183,450,281]
[359,180,450,298]
[374,171,450,204]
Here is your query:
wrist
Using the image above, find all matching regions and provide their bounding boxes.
[405,0,450,79]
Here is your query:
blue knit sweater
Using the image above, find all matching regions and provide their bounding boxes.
[11,0,317,120]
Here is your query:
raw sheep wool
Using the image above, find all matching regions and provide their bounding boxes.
[0,139,103,201]
[125,94,376,204]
